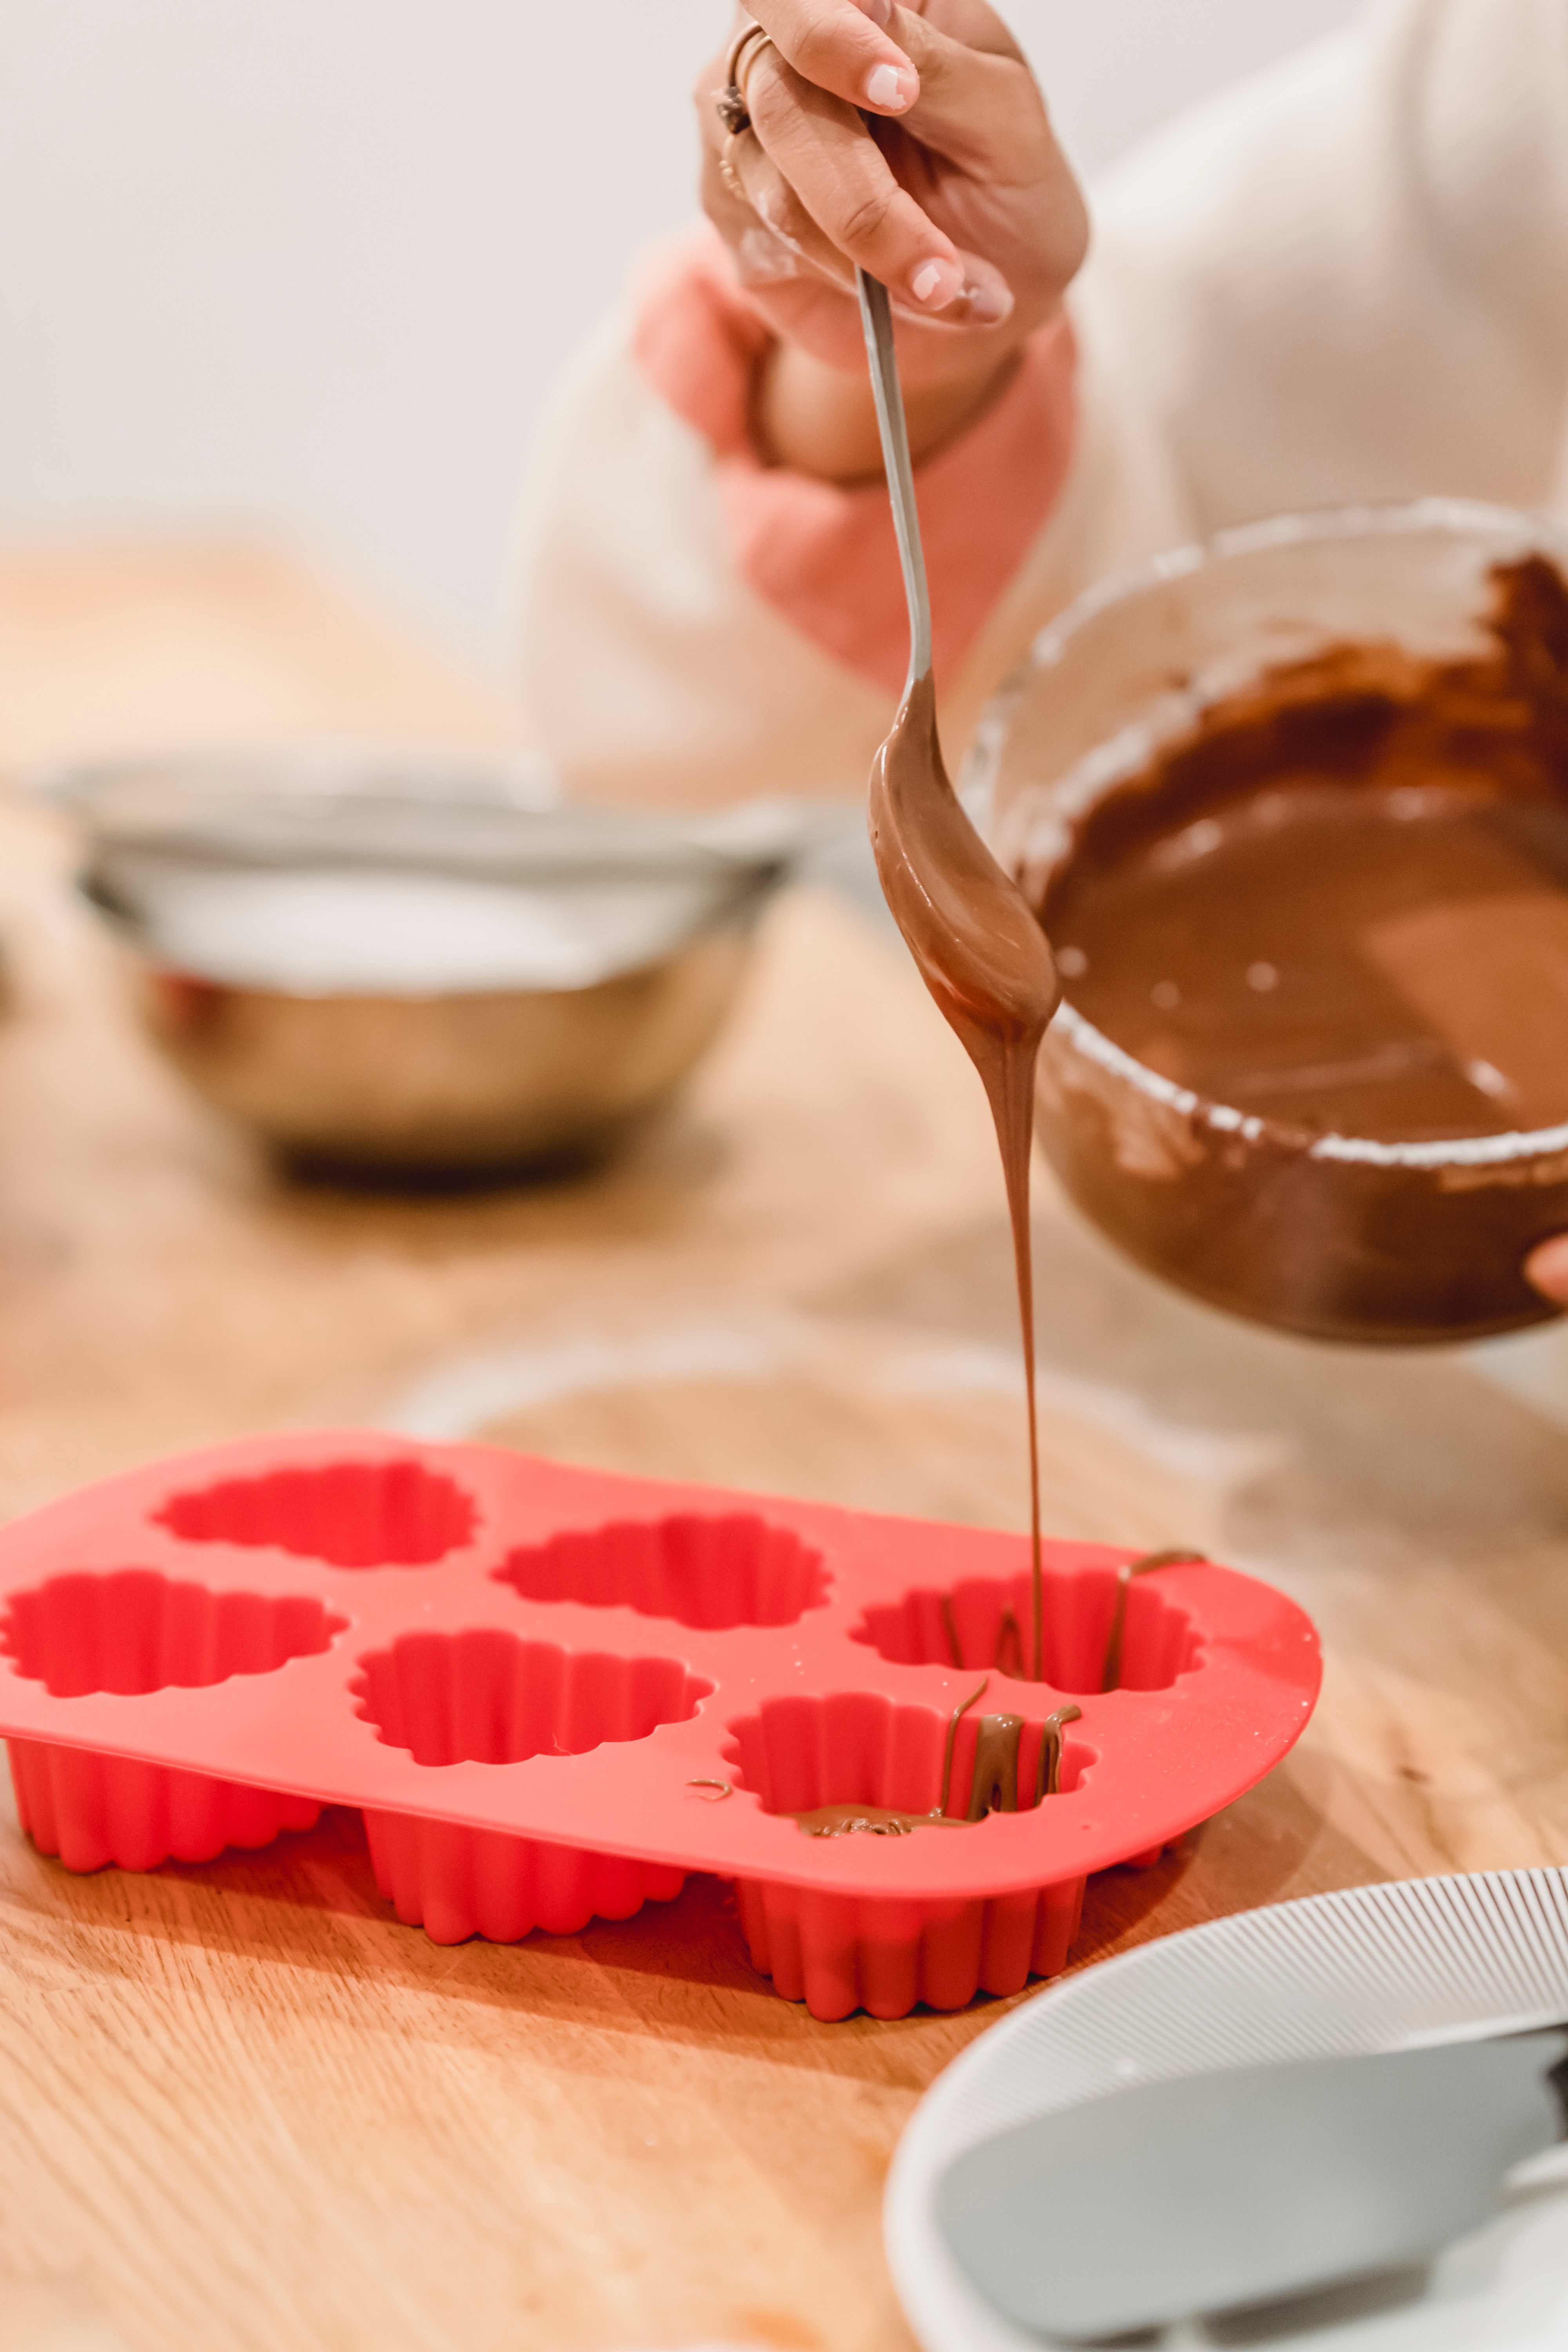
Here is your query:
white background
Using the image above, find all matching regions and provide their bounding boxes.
[0,1,1366,666]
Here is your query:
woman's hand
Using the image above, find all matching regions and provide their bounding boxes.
[694,1,1088,481]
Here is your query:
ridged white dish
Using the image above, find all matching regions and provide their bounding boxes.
[887,1870,1568,2350]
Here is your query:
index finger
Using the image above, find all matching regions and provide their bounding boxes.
[746,0,923,118]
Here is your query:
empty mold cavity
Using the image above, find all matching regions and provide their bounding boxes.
[494,1512,828,1631]
[156,1459,475,1568]
[352,1630,711,1767]
[724,1690,1091,1826]
[852,1565,1201,1694]
[1,1571,345,1699]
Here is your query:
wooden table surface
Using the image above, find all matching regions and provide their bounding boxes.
[2,546,1568,2352]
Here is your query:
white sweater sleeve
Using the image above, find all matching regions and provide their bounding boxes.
[508,303,897,811]
[512,0,1568,808]
[1078,0,1568,534]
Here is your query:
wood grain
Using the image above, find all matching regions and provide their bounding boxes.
[0,548,1563,2351]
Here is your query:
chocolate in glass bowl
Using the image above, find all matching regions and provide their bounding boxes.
[972,502,1568,1345]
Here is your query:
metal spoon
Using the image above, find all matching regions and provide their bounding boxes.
[856,269,933,693]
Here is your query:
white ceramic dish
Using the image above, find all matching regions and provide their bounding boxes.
[887,1869,1568,2350]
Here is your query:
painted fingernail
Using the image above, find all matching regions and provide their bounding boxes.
[853,0,893,23]
[864,61,916,110]
[910,256,960,307]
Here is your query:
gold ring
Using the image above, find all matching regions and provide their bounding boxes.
[713,21,773,137]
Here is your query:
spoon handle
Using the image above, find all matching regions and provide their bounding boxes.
[857,269,933,692]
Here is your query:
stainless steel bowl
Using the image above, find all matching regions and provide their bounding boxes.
[53,750,815,1174]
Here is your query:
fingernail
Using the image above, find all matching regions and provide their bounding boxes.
[853,0,893,23]
[864,61,916,110]
[961,276,1014,325]
[910,256,960,307]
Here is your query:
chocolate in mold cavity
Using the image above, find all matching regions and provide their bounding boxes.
[790,1676,1080,1838]
[792,1802,967,1839]
[1101,1551,1205,1693]
[1043,557,1568,1145]
[941,1593,1026,1677]
[1036,1704,1082,1802]
[871,672,1060,1677]
[791,1673,987,1839]
[960,1699,1083,1818]
[965,1712,1026,1820]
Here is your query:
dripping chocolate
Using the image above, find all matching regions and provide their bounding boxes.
[791,1675,1084,1839]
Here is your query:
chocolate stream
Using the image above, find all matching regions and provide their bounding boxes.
[858,265,1061,1681]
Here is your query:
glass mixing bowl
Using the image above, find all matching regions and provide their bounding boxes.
[969,500,1568,1345]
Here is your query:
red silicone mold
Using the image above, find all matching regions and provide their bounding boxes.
[0,1433,1320,2018]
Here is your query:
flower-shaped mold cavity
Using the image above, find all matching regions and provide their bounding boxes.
[352,1630,710,1767]
[1,1570,345,1698]
[1,1571,341,1872]
[853,1564,1201,1693]
[724,1690,1091,1822]
[494,1512,828,1630]
[722,1692,1095,2020]
[156,1459,475,1568]
[353,1630,708,1944]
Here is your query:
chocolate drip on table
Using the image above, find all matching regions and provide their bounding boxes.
[870,671,1061,1678]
